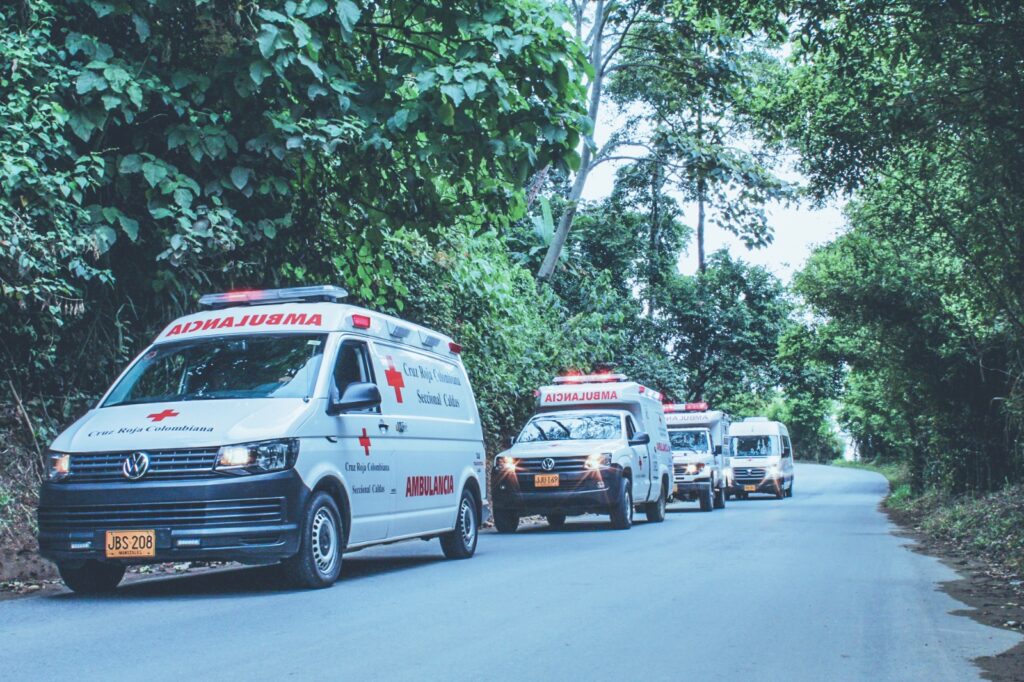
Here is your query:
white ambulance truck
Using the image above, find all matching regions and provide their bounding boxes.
[491,373,673,531]
[727,417,795,500]
[664,403,731,511]
[38,286,487,592]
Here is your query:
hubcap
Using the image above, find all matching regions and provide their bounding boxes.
[460,498,476,548]
[311,507,339,575]
[626,488,633,523]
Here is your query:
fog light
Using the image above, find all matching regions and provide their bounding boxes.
[176,538,200,548]
[70,541,92,550]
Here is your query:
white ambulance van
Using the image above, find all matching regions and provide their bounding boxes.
[491,373,673,531]
[664,403,731,511]
[38,286,487,592]
[727,417,794,500]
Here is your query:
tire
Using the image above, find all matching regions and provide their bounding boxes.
[546,513,567,529]
[441,488,479,559]
[713,482,726,509]
[644,480,667,522]
[699,483,714,512]
[493,509,520,534]
[786,480,794,498]
[609,478,633,530]
[282,491,344,589]
[58,560,125,594]
[775,481,785,499]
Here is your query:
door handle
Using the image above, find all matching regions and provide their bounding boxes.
[395,421,408,433]
[378,420,389,434]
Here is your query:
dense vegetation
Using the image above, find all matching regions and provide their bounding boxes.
[2,0,1022,553]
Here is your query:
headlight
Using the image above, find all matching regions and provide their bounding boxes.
[685,462,706,475]
[495,455,517,472]
[216,439,298,474]
[48,452,71,481]
[585,453,612,470]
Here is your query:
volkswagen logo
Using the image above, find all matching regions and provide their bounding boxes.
[122,451,150,480]
[541,457,556,471]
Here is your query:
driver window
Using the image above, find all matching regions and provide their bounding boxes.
[625,417,636,440]
[783,436,792,457]
[333,340,378,413]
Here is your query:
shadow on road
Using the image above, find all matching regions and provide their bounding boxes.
[48,552,446,600]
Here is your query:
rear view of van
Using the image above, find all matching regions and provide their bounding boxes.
[38,286,488,592]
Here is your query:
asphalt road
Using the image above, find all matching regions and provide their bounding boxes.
[0,463,1019,681]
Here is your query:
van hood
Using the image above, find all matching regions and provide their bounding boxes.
[51,399,315,453]
[673,451,713,464]
[729,456,779,467]
[506,439,624,458]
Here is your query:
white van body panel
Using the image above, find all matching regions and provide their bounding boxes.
[45,299,486,559]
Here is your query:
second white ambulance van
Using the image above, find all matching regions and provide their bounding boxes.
[727,417,795,499]
[491,373,673,531]
[38,286,487,592]
[664,403,731,511]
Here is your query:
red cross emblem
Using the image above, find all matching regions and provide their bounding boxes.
[358,428,372,457]
[147,409,179,422]
[384,356,405,403]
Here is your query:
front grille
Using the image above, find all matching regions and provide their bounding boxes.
[517,456,589,473]
[38,498,285,530]
[66,448,220,482]
[732,466,767,482]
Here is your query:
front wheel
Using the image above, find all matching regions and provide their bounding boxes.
[644,480,667,522]
[786,480,794,498]
[699,483,714,512]
[713,483,726,509]
[58,560,125,594]
[441,489,479,559]
[282,491,344,589]
[493,509,520,534]
[609,478,634,530]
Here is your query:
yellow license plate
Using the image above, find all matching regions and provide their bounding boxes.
[535,474,560,488]
[743,485,757,492]
[104,530,156,558]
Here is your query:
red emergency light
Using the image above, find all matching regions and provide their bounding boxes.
[663,402,710,413]
[448,342,463,354]
[552,373,628,385]
[351,314,372,329]
[199,285,348,307]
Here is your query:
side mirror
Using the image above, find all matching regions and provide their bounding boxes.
[714,444,722,455]
[328,381,381,415]
[629,432,651,446]
[509,435,517,447]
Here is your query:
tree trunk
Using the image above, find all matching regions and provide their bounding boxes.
[648,159,661,317]
[696,103,706,273]
[538,0,605,281]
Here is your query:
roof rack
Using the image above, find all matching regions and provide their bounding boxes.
[199,285,348,308]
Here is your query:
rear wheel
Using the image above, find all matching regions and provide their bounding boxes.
[699,483,714,512]
[644,480,667,522]
[713,482,726,509]
[546,513,567,529]
[493,509,520,534]
[440,489,478,559]
[282,491,344,589]
[58,560,125,594]
[609,478,634,530]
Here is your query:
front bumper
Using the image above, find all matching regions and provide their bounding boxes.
[38,470,308,565]
[730,477,784,494]
[673,479,712,500]
[491,467,624,515]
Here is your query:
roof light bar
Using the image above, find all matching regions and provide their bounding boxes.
[552,373,628,385]
[388,322,411,338]
[420,332,442,348]
[199,285,348,308]
[351,314,372,329]
[664,402,710,413]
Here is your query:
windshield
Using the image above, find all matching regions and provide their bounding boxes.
[517,413,622,443]
[670,429,710,453]
[731,435,777,457]
[104,334,327,407]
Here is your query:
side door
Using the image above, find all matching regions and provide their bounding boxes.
[626,415,652,502]
[370,341,467,538]
[328,338,395,545]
